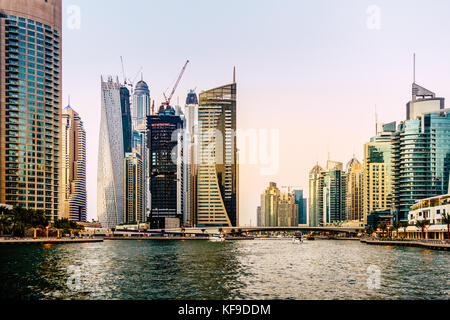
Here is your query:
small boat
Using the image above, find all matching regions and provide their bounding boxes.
[292,233,303,244]
[209,235,225,242]
[306,234,315,241]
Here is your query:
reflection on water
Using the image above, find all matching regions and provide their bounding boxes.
[0,240,448,300]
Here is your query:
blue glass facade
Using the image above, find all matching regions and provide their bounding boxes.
[0,4,62,220]
[294,190,307,225]
[392,112,450,221]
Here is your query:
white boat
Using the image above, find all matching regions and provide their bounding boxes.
[209,235,225,242]
[292,233,304,244]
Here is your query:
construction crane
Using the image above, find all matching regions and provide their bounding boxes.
[120,56,143,92]
[162,60,189,107]
[281,186,303,194]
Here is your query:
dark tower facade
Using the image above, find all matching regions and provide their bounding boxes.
[120,86,132,155]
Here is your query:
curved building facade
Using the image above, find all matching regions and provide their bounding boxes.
[61,105,86,222]
[0,0,62,220]
[97,77,124,229]
[197,81,238,227]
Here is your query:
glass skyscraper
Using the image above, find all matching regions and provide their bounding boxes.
[322,161,346,224]
[148,108,184,227]
[185,89,199,227]
[0,0,62,220]
[294,190,307,225]
[308,164,324,227]
[97,77,124,229]
[197,79,238,227]
[392,112,450,221]
[124,152,144,224]
[132,79,150,130]
[120,86,132,155]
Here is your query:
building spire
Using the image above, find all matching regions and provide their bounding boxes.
[233,66,236,83]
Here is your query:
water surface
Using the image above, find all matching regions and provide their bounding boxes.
[0,240,448,300]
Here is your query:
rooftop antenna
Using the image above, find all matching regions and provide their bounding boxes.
[68,94,71,106]
[413,53,416,84]
[233,66,236,83]
[120,56,127,85]
[375,104,378,135]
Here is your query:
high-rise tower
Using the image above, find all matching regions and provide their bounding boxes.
[309,164,324,227]
[97,77,124,229]
[61,104,86,222]
[124,151,144,224]
[132,79,150,130]
[147,107,184,228]
[185,89,198,226]
[0,0,62,220]
[392,83,450,221]
[120,86,132,155]
[196,74,238,227]
[345,157,363,222]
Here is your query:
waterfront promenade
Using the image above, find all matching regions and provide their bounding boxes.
[360,239,450,251]
[0,238,103,245]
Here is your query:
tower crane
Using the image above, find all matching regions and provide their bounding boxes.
[120,56,143,92]
[162,60,189,107]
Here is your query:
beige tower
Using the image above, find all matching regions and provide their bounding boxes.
[0,1,62,220]
[60,105,86,222]
[345,157,363,222]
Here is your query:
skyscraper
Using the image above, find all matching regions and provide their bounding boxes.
[0,0,62,220]
[132,79,150,130]
[322,160,346,225]
[97,77,124,229]
[133,124,149,221]
[259,182,298,227]
[148,106,184,228]
[197,75,238,227]
[392,83,450,221]
[262,182,280,227]
[278,192,298,227]
[124,151,144,224]
[185,89,199,227]
[363,123,395,224]
[120,86,132,155]
[345,157,363,222]
[60,104,86,222]
[294,190,307,225]
[308,164,324,227]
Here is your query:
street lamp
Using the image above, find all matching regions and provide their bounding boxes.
[45,225,50,239]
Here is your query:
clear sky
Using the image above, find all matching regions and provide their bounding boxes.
[62,0,450,225]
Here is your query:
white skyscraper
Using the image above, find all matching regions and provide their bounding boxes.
[97,77,125,229]
[132,80,150,130]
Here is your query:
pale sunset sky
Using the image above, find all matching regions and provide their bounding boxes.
[62,0,450,225]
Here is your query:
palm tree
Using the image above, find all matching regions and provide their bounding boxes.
[415,219,430,240]
[378,222,387,238]
[441,212,450,241]
[392,221,401,239]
